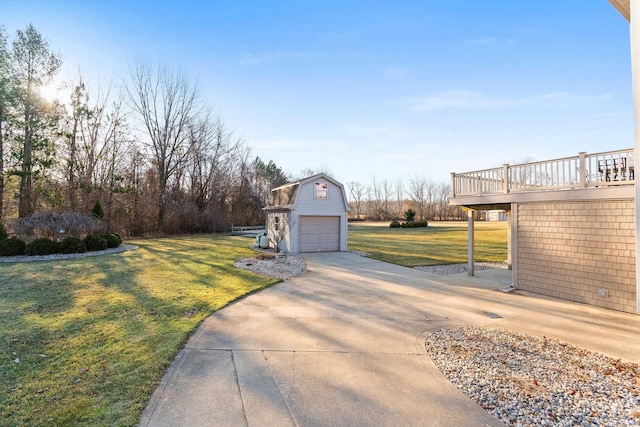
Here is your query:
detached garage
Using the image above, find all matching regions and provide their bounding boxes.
[264,173,350,254]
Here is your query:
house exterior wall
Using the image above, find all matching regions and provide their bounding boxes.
[516,199,636,313]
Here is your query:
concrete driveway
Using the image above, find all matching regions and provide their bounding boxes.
[139,252,640,427]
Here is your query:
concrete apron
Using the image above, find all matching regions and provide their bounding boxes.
[139,252,640,427]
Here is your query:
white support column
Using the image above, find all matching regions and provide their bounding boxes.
[507,209,512,270]
[511,204,518,288]
[632,0,640,313]
[468,210,475,276]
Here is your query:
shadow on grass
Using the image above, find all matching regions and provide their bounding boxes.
[0,234,277,426]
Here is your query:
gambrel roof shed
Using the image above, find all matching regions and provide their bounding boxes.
[264,173,350,254]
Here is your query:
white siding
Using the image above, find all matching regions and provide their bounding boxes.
[268,175,349,254]
[291,178,349,253]
[294,179,348,214]
[266,211,291,252]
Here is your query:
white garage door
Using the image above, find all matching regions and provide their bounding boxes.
[299,216,340,252]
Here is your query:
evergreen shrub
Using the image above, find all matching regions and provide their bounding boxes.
[100,233,122,248]
[0,237,26,256]
[59,237,87,254]
[26,238,59,256]
[84,234,108,251]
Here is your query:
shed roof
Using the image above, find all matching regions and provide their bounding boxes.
[265,173,350,211]
[267,181,299,208]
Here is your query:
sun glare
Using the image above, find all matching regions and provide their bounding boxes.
[38,82,62,103]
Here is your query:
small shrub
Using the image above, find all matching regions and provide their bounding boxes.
[404,209,416,223]
[400,220,428,228]
[0,222,7,240]
[0,237,26,256]
[84,234,108,251]
[26,238,59,256]
[390,220,401,228]
[91,200,104,219]
[59,237,87,254]
[100,233,122,248]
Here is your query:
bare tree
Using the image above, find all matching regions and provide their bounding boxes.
[368,177,384,220]
[381,179,394,220]
[347,181,366,219]
[127,60,202,231]
[409,176,428,220]
[425,179,438,220]
[97,91,132,229]
[394,179,404,219]
[435,182,450,220]
[186,115,244,226]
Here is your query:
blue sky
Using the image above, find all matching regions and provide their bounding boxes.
[2,0,634,186]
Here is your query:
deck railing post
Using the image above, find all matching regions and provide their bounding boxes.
[579,152,587,188]
[503,164,510,193]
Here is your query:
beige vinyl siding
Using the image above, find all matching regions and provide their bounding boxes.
[517,200,636,313]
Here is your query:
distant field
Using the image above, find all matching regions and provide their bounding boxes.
[348,221,508,267]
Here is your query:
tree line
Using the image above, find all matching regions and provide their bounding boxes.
[0,24,463,238]
[0,24,289,236]
[347,177,466,221]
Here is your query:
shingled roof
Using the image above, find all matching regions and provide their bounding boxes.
[266,181,299,209]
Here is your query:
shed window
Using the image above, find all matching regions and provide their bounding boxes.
[274,216,280,230]
[314,182,328,199]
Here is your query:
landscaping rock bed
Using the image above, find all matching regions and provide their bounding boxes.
[234,252,307,280]
[0,244,137,263]
[415,262,507,275]
[426,327,640,426]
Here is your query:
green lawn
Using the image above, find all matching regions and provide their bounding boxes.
[0,235,278,426]
[348,221,508,267]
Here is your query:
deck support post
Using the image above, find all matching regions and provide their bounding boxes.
[510,204,518,288]
[467,210,475,276]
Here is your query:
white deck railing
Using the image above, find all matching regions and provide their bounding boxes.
[451,149,635,197]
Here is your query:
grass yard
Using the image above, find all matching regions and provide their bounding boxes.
[349,221,508,267]
[0,235,278,426]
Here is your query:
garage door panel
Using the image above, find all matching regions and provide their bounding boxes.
[299,216,340,252]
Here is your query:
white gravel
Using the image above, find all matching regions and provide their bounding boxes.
[415,262,508,275]
[0,244,138,263]
[234,253,307,280]
[426,327,640,426]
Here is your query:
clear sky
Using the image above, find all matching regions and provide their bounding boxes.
[2,0,634,186]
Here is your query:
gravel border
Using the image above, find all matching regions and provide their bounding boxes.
[234,253,307,280]
[415,262,508,275]
[426,327,640,426]
[0,244,138,263]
